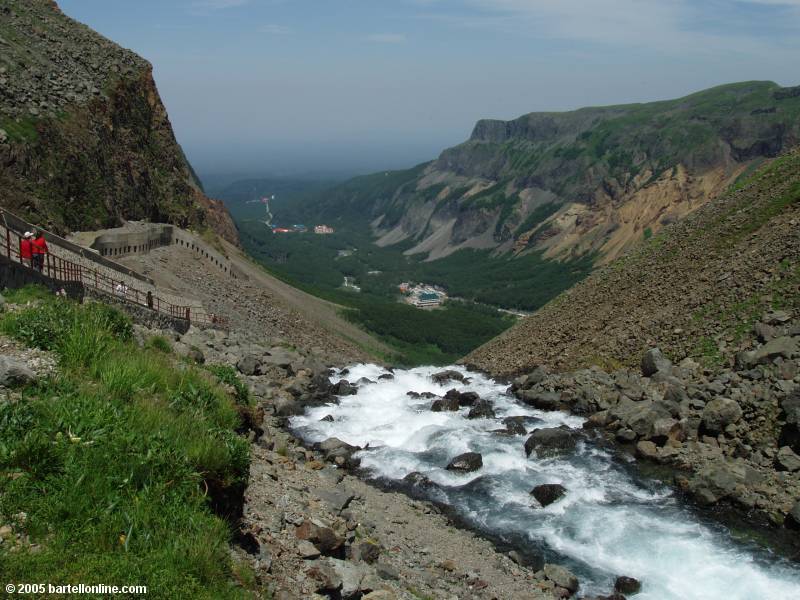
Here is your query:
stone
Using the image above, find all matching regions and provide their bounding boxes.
[295,520,345,556]
[543,563,579,593]
[349,540,381,564]
[377,373,394,381]
[445,452,483,473]
[519,390,561,410]
[503,416,529,435]
[614,575,642,595]
[332,380,358,396]
[320,414,335,422]
[274,396,301,417]
[362,591,397,600]
[616,428,637,443]
[517,366,549,390]
[306,562,342,594]
[687,462,745,505]
[315,487,356,513]
[467,399,495,419]
[776,446,800,472]
[431,396,459,412]
[786,501,800,530]
[641,348,672,377]
[297,540,321,559]
[0,129,7,144]
[750,337,798,365]
[764,310,791,325]
[525,427,577,458]
[236,354,260,376]
[186,347,205,364]
[636,440,660,460]
[457,391,480,406]
[431,369,466,384]
[753,321,778,342]
[702,398,742,434]
[317,437,360,467]
[328,558,372,599]
[531,483,567,507]
[263,347,301,370]
[0,357,36,387]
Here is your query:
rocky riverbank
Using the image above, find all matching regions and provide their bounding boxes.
[499,310,800,541]
[154,325,599,599]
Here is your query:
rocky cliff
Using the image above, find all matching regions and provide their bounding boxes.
[0,0,238,245]
[313,81,800,265]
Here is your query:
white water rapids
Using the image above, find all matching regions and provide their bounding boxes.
[290,364,800,599]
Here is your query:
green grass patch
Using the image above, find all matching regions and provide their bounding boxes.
[0,115,40,143]
[145,335,173,354]
[2,284,53,305]
[0,296,253,598]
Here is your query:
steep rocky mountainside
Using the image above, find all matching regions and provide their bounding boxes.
[465,148,800,377]
[0,0,238,245]
[310,81,800,264]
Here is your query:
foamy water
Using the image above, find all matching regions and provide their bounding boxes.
[290,364,800,599]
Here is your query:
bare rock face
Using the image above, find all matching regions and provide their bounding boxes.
[0,0,238,245]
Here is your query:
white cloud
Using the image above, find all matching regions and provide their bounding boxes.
[365,33,407,43]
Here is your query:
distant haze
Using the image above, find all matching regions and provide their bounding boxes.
[59,0,800,177]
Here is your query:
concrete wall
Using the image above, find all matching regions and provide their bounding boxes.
[90,224,242,279]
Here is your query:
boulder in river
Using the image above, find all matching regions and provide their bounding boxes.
[525,427,578,458]
[458,391,481,406]
[531,483,567,507]
[503,416,529,435]
[467,399,495,419]
[615,575,642,595]
[446,452,483,473]
[378,373,394,381]
[431,396,459,412]
[543,563,579,594]
[331,380,358,396]
[431,369,466,384]
[317,437,361,468]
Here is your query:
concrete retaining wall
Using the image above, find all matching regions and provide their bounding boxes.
[90,224,242,278]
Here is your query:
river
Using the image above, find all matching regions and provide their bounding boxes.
[290,364,800,599]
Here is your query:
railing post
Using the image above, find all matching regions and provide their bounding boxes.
[6,229,10,259]
[185,307,190,322]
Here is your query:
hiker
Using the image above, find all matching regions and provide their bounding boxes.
[31,229,48,272]
[114,281,128,298]
[19,231,33,267]
[146,290,154,309]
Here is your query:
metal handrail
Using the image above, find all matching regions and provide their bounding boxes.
[4,226,226,328]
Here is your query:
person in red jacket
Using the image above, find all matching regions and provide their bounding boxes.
[31,229,48,272]
[19,232,34,267]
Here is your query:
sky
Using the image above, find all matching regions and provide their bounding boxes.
[58,0,800,178]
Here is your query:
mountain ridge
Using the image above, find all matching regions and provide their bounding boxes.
[304,80,800,267]
[0,0,238,245]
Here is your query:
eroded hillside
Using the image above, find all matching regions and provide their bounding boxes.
[464,148,800,376]
[0,0,238,244]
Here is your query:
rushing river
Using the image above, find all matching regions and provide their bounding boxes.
[290,364,800,599]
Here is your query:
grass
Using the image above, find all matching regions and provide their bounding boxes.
[145,335,173,354]
[0,115,40,143]
[0,288,254,598]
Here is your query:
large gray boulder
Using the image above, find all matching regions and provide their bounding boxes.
[431,369,466,384]
[524,427,577,458]
[519,390,561,411]
[641,348,672,377]
[531,483,567,507]
[750,337,798,365]
[236,354,260,376]
[701,398,742,433]
[467,399,495,419]
[446,452,483,473]
[543,563,579,594]
[431,396,459,412]
[0,357,36,387]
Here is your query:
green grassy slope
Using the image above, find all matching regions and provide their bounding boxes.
[0,289,257,598]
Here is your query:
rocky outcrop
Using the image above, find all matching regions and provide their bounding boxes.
[506,336,800,528]
[0,0,238,244]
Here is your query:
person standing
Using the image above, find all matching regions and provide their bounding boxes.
[19,232,33,267]
[31,229,48,272]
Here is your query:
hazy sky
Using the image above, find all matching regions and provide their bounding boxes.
[59,0,800,177]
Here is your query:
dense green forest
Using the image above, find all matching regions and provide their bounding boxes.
[218,174,593,365]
